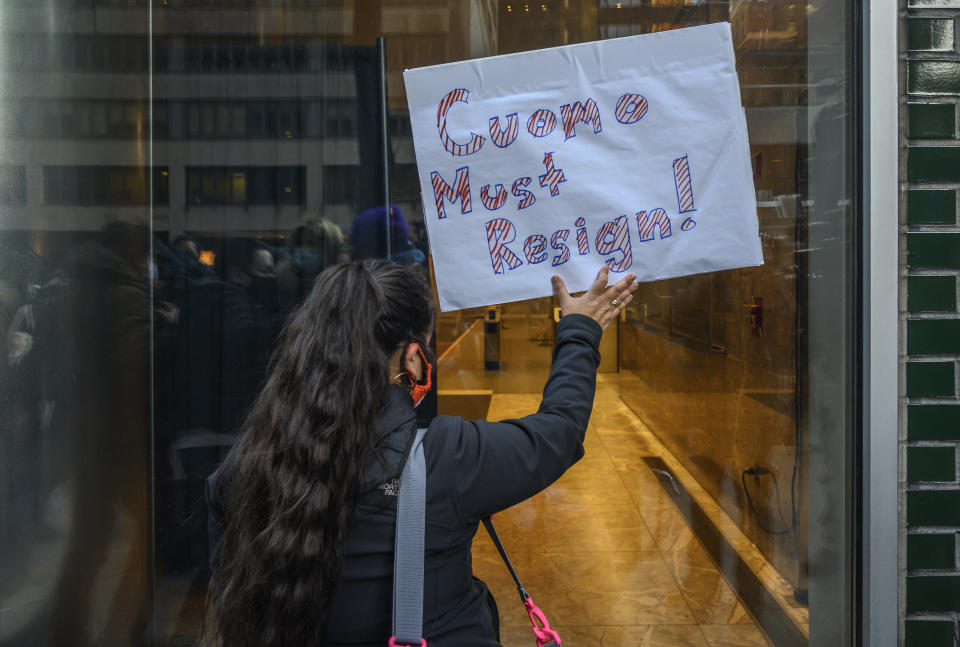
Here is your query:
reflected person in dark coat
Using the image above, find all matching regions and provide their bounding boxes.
[47,222,152,647]
[167,238,282,437]
[158,238,285,574]
[206,260,637,647]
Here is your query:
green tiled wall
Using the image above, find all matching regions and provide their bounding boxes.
[910,104,957,138]
[908,189,956,225]
[909,61,960,95]
[906,9,960,645]
[906,361,955,397]
[909,405,960,441]
[908,18,956,51]
[908,275,957,311]
[908,320,960,354]
[909,148,960,182]
[906,620,956,647]
[908,533,957,569]
[908,446,957,482]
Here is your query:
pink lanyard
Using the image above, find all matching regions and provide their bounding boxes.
[482,517,562,647]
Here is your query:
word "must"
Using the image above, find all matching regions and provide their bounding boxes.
[430,152,566,219]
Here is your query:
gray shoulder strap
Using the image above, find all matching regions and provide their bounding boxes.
[392,427,428,646]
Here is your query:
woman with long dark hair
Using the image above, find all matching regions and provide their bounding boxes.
[206,259,637,647]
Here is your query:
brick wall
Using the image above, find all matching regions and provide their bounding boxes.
[904,3,960,646]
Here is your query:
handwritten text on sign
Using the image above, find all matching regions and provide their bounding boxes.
[404,23,763,312]
[430,89,697,274]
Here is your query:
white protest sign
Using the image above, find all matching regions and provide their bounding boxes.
[403,22,763,312]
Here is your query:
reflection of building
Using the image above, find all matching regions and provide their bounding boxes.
[732,0,805,50]
[0,1,480,238]
[0,1,914,645]
[497,0,598,51]
[597,0,726,38]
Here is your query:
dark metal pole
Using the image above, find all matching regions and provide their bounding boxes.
[377,36,391,260]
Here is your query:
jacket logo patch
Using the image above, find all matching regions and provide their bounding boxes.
[378,478,400,497]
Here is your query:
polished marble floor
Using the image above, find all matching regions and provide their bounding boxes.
[470,386,775,647]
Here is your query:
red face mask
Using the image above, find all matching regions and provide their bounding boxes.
[404,342,433,408]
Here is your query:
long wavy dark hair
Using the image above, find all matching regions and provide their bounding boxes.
[206,260,434,647]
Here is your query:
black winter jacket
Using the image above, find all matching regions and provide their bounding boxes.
[208,313,602,646]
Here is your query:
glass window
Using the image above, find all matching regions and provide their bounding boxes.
[0,2,859,646]
[435,1,858,645]
[43,166,169,205]
[186,166,306,206]
[201,104,216,137]
[392,163,420,203]
[0,165,27,205]
[154,103,170,139]
[231,104,246,137]
[323,164,359,206]
[248,103,265,137]
[187,103,200,136]
[231,171,247,203]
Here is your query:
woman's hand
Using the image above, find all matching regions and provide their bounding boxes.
[552,266,638,329]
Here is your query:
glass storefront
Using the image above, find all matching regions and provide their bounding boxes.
[0,1,857,646]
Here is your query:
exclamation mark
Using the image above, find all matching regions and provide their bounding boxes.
[673,155,697,231]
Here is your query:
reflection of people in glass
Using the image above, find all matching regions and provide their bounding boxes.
[278,219,349,309]
[0,234,46,595]
[221,239,283,425]
[164,238,282,439]
[44,221,152,647]
[206,261,636,647]
[155,238,285,575]
[172,234,201,262]
[348,205,427,265]
[156,235,212,306]
[409,218,430,260]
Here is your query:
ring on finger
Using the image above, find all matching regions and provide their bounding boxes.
[611,298,620,307]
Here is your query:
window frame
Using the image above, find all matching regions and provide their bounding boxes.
[861,0,899,645]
